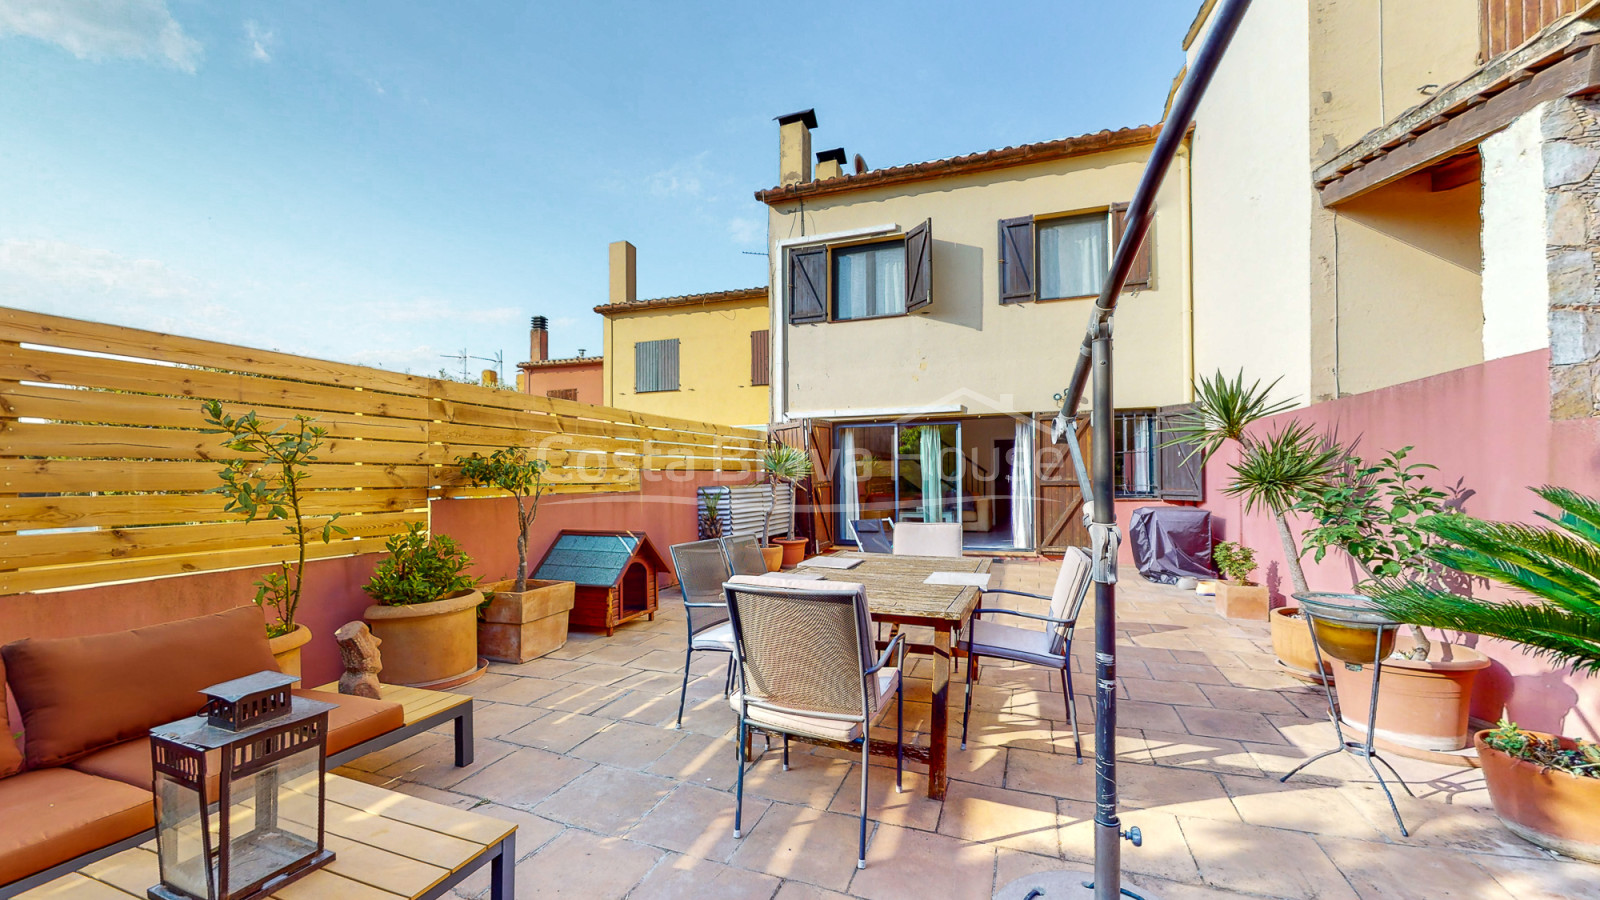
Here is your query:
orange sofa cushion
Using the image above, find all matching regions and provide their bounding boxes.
[1,606,278,769]
[0,655,22,778]
[0,768,153,887]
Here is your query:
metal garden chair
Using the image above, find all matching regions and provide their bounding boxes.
[851,518,894,553]
[720,534,770,575]
[667,539,737,729]
[724,574,906,870]
[959,546,1093,760]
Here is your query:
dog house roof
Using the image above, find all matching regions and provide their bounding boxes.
[532,530,667,587]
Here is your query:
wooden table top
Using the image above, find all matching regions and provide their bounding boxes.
[21,776,515,900]
[800,552,992,624]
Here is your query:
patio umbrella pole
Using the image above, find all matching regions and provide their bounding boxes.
[1051,2,1252,897]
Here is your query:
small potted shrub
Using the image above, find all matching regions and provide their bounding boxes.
[761,443,813,569]
[362,524,484,688]
[458,448,575,664]
[1212,541,1268,620]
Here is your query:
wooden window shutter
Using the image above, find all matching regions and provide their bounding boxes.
[998,215,1035,304]
[788,247,826,324]
[1110,202,1153,290]
[751,330,770,385]
[904,218,933,312]
[547,388,578,401]
[1156,403,1203,501]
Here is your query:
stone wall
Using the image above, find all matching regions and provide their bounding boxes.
[1542,97,1600,417]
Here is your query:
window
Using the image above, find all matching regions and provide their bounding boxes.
[832,240,906,320]
[998,203,1153,304]
[750,330,770,385]
[1038,214,1108,300]
[547,388,578,401]
[1112,406,1205,501]
[634,338,679,392]
[787,219,931,324]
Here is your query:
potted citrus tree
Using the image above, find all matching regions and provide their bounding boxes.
[761,443,813,569]
[202,401,345,679]
[362,523,484,688]
[458,447,575,664]
[1371,486,1600,859]
[1212,541,1268,620]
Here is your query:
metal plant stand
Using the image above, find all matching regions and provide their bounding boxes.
[1279,593,1414,836]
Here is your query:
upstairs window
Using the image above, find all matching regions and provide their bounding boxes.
[833,240,906,320]
[1038,213,1108,300]
[1111,405,1205,501]
[634,338,679,392]
[787,219,931,324]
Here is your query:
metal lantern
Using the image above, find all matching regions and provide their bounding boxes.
[148,671,336,900]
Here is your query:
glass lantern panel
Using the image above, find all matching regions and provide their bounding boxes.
[154,768,212,900]
[222,744,321,897]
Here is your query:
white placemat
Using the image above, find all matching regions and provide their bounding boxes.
[772,570,825,580]
[924,571,992,589]
[797,556,863,569]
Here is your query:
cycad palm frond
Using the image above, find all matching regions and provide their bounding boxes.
[1535,484,1600,545]
[1221,420,1341,516]
[1422,516,1600,617]
[1375,584,1600,675]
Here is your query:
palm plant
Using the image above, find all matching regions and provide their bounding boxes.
[1167,369,1295,462]
[1369,486,1600,675]
[760,443,813,547]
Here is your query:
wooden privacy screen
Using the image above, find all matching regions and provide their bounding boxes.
[0,307,761,594]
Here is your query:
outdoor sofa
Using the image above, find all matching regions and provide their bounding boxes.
[0,605,473,896]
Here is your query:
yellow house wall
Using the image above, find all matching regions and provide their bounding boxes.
[767,144,1192,419]
[603,300,771,427]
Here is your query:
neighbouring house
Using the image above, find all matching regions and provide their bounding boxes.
[596,240,770,428]
[516,315,603,403]
[757,109,1203,554]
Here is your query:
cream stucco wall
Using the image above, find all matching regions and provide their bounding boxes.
[1481,104,1553,361]
[767,144,1192,421]
[603,300,771,427]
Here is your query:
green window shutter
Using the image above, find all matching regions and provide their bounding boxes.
[788,247,826,324]
[635,339,680,393]
[998,215,1035,304]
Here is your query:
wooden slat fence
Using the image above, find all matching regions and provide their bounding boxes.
[0,307,762,594]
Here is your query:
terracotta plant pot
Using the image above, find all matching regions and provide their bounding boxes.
[1215,582,1269,620]
[478,579,576,664]
[1332,640,1490,751]
[268,623,312,685]
[1270,607,1331,683]
[1475,729,1600,862]
[761,545,784,572]
[774,537,808,567]
[364,588,486,689]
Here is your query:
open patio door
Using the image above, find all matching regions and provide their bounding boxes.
[771,420,836,552]
[1033,413,1091,552]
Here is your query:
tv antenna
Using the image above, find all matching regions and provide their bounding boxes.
[440,348,504,384]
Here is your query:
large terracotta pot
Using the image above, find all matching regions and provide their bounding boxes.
[761,546,784,572]
[1270,607,1330,683]
[1476,729,1600,862]
[478,579,576,664]
[268,623,312,685]
[364,589,486,689]
[774,538,808,568]
[1332,640,1490,751]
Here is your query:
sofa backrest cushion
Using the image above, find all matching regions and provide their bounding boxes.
[1,606,279,769]
[0,654,21,777]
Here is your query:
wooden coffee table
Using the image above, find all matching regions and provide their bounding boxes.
[18,776,516,900]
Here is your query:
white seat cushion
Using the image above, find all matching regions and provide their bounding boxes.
[691,621,736,652]
[730,668,900,743]
[961,620,1066,669]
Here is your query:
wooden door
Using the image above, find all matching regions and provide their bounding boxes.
[1034,413,1091,552]
[770,420,836,552]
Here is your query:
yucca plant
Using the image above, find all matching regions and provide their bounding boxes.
[760,443,813,547]
[1369,486,1600,675]
[1166,369,1296,462]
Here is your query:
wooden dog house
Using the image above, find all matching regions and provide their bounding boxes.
[531,530,666,636]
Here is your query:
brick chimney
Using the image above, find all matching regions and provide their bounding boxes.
[530,315,548,363]
[816,147,846,181]
[777,109,817,186]
[609,241,637,305]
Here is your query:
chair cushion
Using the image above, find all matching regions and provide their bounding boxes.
[2,606,279,769]
[892,523,963,558]
[962,620,1066,669]
[295,689,405,757]
[66,737,221,800]
[0,654,22,778]
[0,767,153,887]
[730,668,900,743]
[690,622,736,652]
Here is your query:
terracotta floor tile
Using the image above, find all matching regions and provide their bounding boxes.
[568,719,685,769]
[628,782,767,862]
[535,764,675,834]
[452,746,592,809]
[936,779,1061,856]
[503,710,611,753]
[728,801,869,892]
[513,828,661,899]
[1116,763,1236,821]
[849,824,998,900]
[626,852,782,900]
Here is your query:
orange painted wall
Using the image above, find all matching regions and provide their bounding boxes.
[522,361,603,404]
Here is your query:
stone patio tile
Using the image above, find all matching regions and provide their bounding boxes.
[495,657,586,679]
[454,672,519,696]
[1316,834,1515,900]
[1117,763,1236,822]
[1179,816,1356,900]
[1125,677,1212,708]
[1144,661,1232,685]
[849,824,998,900]
[1005,747,1095,801]
[629,783,766,862]
[535,764,675,834]
[773,883,852,900]
[737,751,853,809]
[626,852,782,900]
[1216,665,1308,690]
[1116,699,1188,732]
[1060,800,1198,882]
[943,738,1009,787]
[632,648,697,672]
[960,710,1065,754]
[373,736,517,790]
[476,675,566,706]
[993,851,1242,900]
[532,682,631,714]
[1176,706,1287,745]
[646,731,739,791]
[561,662,637,685]
[673,695,740,737]
[341,730,450,773]
[568,719,685,769]
[1240,738,1365,785]
[452,746,592,809]
[389,779,481,809]
[504,711,612,753]
[610,669,685,695]
[1198,682,1304,716]
[936,779,1061,856]
[828,766,944,832]
[728,801,869,892]
[569,641,655,666]
[449,809,565,899]
[1472,851,1600,900]
[514,828,661,899]
[1138,730,1267,777]
[1220,774,1387,840]
[1343,786,1548,859]
[1169,649,1247,669]
[467,701,547,738]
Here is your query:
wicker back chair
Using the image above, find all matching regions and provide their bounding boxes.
[851,518,894,554]
[721,534,770,576]
[667,539,737,728]
[723,575,905,870]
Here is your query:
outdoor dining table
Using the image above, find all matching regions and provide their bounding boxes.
[797,550,992,801]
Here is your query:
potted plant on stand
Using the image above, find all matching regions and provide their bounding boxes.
[761,443,813,570]
[1212,541,1269,620]
[362,523,485,688]
[202,401,345,680]
[459,447,575,664]
[1371,486,1600,859]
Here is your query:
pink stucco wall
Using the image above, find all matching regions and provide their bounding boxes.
[1190,349,1600,740]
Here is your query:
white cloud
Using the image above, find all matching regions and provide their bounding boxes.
[647,153,710,199]
[0,0,202,72]
[244,20,273,63]
[0,239,207,301]
[727,216,764,245]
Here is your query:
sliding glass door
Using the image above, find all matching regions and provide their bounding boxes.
[837,421,961,543]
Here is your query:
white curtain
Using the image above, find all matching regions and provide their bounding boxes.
[1012,418,1035,550]
[839,429,862,542]
[919,426,942,524]
[1038,215,1107,300]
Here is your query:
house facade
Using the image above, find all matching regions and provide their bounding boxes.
[757,111,1202,553]
[517,317,604,403]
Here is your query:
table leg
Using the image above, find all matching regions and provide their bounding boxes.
[928,624,951,801]
[491,832,515,900]
[455,702,475,768]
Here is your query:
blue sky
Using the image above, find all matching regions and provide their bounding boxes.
[0,0,1199,377]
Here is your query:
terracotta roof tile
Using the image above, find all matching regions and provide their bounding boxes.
[518,355,603,370]
[593,286,767,315]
